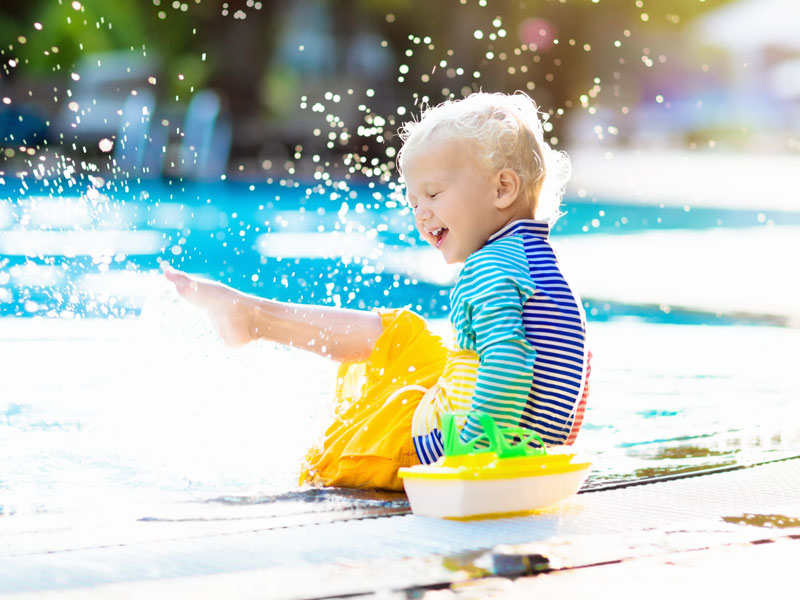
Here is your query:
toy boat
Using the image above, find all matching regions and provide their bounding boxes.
[398,412,591,519]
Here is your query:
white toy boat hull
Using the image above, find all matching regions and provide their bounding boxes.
[403,466,591,519]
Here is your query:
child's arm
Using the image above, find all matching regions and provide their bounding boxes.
[164,268,383,361]
[450,243,537,442]
[460,294,537,443]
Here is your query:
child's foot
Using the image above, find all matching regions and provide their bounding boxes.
[164,268,253,347]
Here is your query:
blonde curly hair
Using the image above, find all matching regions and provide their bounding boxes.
[397,92,570,223]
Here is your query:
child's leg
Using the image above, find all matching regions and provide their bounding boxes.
[164,268,383,362]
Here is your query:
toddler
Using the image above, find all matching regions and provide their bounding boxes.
[165,91,590,491]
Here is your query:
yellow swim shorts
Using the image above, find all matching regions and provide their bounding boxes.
[298,308,448,491]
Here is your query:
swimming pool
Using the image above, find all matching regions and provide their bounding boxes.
[1,176,799,519]
[3,177,798,320]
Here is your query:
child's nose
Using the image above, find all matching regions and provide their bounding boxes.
[414,201,432,220]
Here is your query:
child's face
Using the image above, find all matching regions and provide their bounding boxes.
[403,138,508,264]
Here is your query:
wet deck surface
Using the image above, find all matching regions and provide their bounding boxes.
[2,458,800,599]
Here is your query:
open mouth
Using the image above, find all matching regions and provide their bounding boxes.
[429,227,449,249]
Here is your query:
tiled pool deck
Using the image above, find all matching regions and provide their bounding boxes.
[3,457,799,598]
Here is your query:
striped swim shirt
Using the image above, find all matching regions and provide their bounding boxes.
[411,219,588,463]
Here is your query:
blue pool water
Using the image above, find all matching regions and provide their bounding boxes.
[1,177,797,321]
[1,176,799,518]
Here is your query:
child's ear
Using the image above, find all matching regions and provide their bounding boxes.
[494,168,521,209]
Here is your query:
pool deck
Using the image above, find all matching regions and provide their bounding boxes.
[2,457,799,598]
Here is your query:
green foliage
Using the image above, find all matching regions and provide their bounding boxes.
[1,0,150,74]
[0,0,223,95]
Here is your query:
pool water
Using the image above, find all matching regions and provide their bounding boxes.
[580,320,800,487]
[2,177,799,519]
[2,178,798,320]
[2,312,798,519]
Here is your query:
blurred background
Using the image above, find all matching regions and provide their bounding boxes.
[0,0,799,322]
[4,0,800,169]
